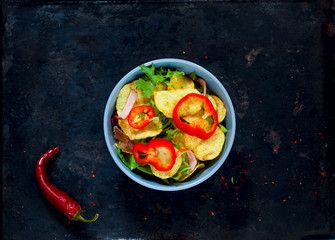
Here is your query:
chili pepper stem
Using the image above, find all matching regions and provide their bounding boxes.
[71,208,99,223]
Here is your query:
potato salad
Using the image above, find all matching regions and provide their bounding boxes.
[112,64,227,184]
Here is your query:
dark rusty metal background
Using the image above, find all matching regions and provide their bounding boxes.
[2,0,335,239]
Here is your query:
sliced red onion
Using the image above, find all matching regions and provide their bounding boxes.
[196,78,207,96]
[117,90,138,119]
[176,149,197,172]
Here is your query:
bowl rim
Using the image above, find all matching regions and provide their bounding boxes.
[103,58,236,191]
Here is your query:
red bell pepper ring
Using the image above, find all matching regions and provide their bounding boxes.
[133,139,176,171]
[127,105,155,129]
[173,93,218,140]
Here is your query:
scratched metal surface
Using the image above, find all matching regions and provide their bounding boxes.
[2,1,335,239]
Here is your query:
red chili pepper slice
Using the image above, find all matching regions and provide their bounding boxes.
[172,93,218,140]
[127,105,155,129]
[36,147,99,223]
[133,139,176,171]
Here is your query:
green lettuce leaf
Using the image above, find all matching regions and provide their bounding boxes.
[118,145,154,175]
[137,164,153,175]
[117,145,140,170]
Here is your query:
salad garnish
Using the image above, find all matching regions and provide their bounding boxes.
[112,64,227,184]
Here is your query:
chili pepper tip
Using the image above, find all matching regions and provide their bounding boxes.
[53,146,60,153]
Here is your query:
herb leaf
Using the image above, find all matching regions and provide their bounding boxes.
[205,116,214,124]
[219,124,228,133]
[137,64,185,98]
[171,173,182,181]
[165,128,180,141]
[188,72,197,81]
[165,69,185,79]
[146,99,173,130]
[172,154,190,180]
[165,128,183,149]
[162,178,171,184]
[179,154,191,175]
[156,66,168,75]
[139,64,164,85]
[135,78,155,98]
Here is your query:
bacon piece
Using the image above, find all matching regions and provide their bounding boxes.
[113,126,134,154]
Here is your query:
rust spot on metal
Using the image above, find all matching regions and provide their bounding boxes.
[245,48,263,67]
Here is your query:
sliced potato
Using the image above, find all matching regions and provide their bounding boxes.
[179,95,216,117]
[116,80,150,116]
[177,98,204,117]
[182,127,225,161]
[182,111,204,124]
[153,82,168,95]
[168,75,195,90]
[175,163,205,182]
[206,95,217,110]
[211,95,226,123]
[180,95,216,122]
[154,89,200,118]
[191,118,213,132]
[118,120,162,140]
[150,148,182,179]
[172,133,185,149]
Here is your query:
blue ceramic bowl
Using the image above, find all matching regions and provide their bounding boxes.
[103,59,236,191]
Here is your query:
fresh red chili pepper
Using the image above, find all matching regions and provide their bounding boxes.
[35,147,99,223]
[133,139,176,171]
[127,105,155,129]
[173,93,218,140]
